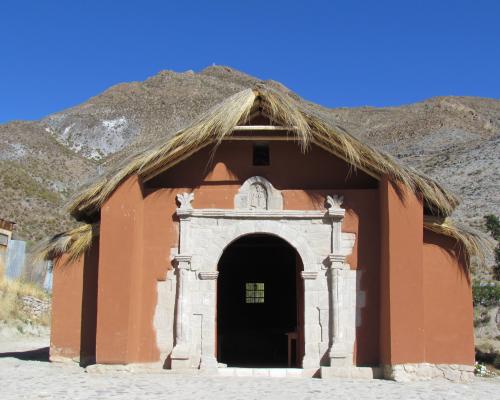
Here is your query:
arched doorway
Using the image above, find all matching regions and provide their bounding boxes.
[217,234,304,367]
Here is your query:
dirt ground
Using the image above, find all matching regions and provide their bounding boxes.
[1,334,499,400]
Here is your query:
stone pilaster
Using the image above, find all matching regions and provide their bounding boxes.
[327,254,350,366]
[171,192,195,369]
[170,254,193,369]
[324,194,353,367]
[198,271,219,370]
[301,270,320,369]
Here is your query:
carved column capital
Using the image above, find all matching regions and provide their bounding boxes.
[327,254,348,270]
[301,271,318,280]
[174,254,192,269]
[198,271,219,280]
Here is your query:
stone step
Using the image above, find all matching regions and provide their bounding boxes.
[216,367,318,378]
[320,366,383,379]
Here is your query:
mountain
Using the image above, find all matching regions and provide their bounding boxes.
[0,66,498,248]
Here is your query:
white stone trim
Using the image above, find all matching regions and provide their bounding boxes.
[383,363,474,382]
[188,209,327,219]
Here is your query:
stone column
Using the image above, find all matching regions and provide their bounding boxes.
[170,254,192,368]
[171,193,195,369]
[327,254,350,366]
[324,194,351,367]
[198,271,219,370]
[301,270,320,368]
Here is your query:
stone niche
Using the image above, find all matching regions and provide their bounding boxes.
[234,176,283,210]
[154,176,358,372]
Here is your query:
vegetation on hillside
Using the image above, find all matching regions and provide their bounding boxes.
[0,274,50,328]
[484,214,500,280]
[473,283,500,307]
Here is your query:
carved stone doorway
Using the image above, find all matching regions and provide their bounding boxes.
[217,234,304,367]
[165,176,357,372]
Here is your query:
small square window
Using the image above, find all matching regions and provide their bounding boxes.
[245,282,264,303]
[253,143,270,166]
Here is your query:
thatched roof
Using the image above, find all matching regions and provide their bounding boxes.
[37,83,492,268]
[423,217,493,270]
[68,83,458,220]
[32,223,98,265]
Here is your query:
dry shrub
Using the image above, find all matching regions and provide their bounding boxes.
[0,275,50,325]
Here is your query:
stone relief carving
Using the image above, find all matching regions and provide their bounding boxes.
[234,176,283,210]
[249,183,268,209]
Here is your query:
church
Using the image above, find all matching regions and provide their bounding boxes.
[41,84,481,381]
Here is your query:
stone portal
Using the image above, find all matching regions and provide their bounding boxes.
[157,176,357,372]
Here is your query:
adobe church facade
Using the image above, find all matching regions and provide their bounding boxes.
[45,85,477,381]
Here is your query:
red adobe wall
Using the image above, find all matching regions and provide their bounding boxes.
[50,254,84,362]
[423,230,474,365]
[93,141,382,365]
[60,140,473,368]
[379,177,426,365]
[95,175,144,364]
[50,235,99,364]
[378,175,474,367]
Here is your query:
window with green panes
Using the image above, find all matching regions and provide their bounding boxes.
[245,282,264,303]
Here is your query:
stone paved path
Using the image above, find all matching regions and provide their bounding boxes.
[1,336,499,400]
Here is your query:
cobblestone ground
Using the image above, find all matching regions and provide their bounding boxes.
[1,336,499,400]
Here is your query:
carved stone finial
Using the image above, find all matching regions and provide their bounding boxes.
[176,192,194,210]
[325,194,344,210]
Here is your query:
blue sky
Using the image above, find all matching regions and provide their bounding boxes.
[0,0,499,122]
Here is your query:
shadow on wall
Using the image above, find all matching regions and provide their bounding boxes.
[425,230,469,280]
[79,237,100,367]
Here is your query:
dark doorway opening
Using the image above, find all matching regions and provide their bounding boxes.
[217,234,303,367]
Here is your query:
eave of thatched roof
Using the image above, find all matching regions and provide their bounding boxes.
[32,223,98,264]
[67,83,459,221]
[423,216,494,272]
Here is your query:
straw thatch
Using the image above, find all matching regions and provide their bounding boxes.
[32,223,98,264]
[38,82,490,266]
[423,217,494,271]
[67,83,458,220]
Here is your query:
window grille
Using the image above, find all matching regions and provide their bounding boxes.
[245,282,264,303]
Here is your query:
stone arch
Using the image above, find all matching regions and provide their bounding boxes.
[213,220,318,272]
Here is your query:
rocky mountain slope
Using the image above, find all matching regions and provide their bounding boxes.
[1,66,498,248]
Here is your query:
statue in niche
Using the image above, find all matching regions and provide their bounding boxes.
[249,183,268,209]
